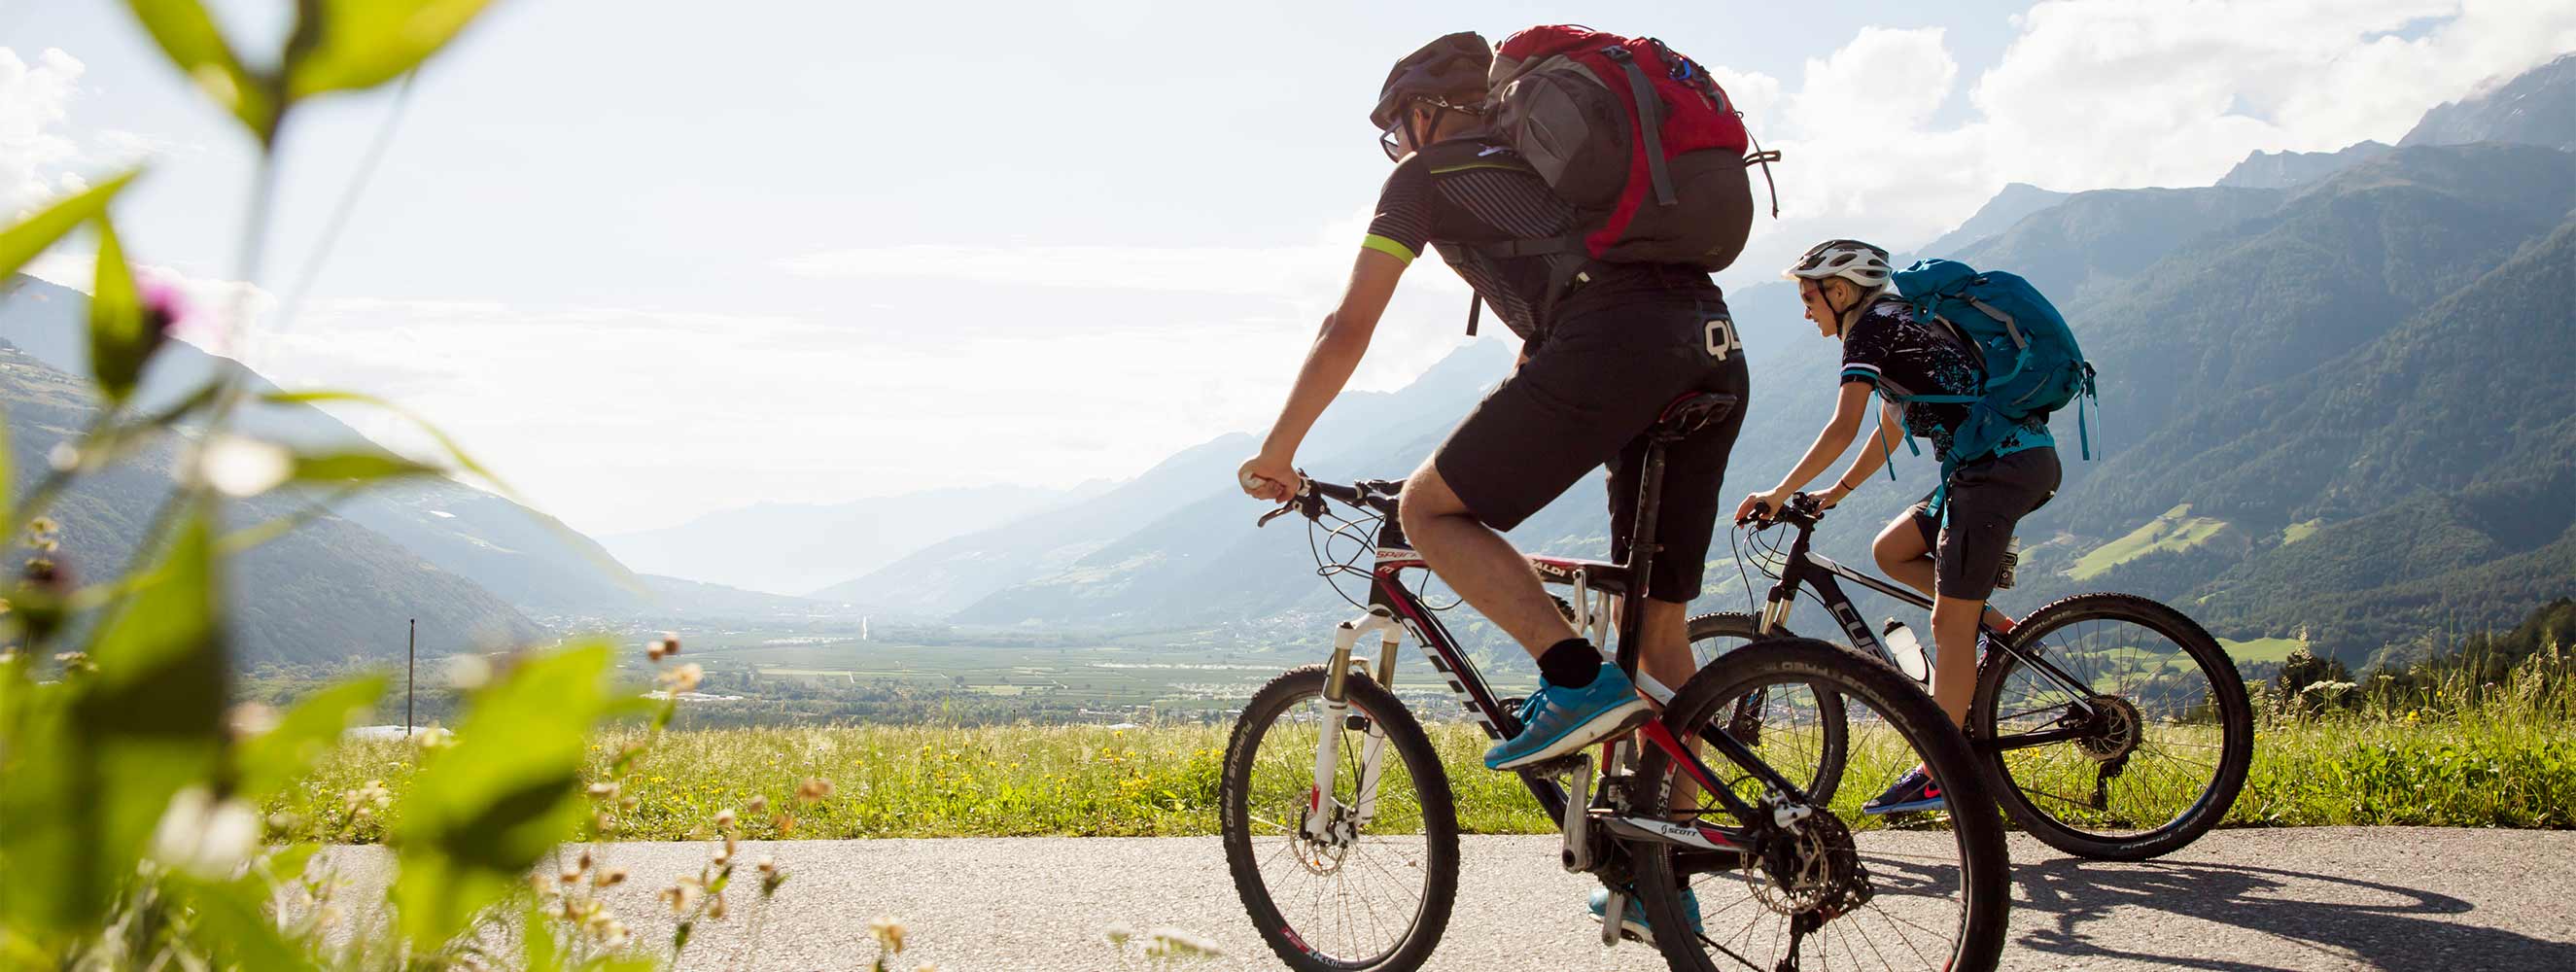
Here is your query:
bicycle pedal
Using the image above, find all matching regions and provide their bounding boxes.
[1530,754,1589,778]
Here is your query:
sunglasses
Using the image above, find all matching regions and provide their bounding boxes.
[1380,123,1405,161]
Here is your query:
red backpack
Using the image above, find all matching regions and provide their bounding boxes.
[1482,25,1776,270]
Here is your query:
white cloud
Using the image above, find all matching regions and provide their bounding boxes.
[1,47,90,217]
[1718,0,2576,286]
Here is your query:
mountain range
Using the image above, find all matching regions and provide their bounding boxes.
[819,52,2576,671]
[11,52,2570,674]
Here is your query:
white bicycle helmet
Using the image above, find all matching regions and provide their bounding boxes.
[1784,239,1894,289]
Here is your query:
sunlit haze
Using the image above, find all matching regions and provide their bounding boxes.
[7,0,2571,534]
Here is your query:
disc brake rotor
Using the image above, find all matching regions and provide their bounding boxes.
[2077,695,2144,762]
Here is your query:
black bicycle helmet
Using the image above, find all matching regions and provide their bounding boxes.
[1371,32,1492,129]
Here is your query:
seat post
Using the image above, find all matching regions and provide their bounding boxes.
[1614,436,1673,677]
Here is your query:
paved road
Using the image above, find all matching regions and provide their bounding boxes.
[323,828,2574,971]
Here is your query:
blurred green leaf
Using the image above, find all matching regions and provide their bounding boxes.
[119,1,277,137]
[294,450,441,485]
[392,641,614,949]
[286,0,498,99]
[0,170,139,282]
[171,874,318,971]
[87,216,152,403]
[262,390,506,487]
[237,677,385,804]
[0,677,75,936]
[0,507,226,935]
[523,895,561,972]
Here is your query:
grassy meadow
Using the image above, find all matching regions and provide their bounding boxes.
[274,649,2576,843]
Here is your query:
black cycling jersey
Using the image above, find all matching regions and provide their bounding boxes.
[1362,138,1585,341]
[1839,296,2052,463]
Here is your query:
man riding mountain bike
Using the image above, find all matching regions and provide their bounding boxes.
[1236,31,1754,938]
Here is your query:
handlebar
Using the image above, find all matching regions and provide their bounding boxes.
[1738,491,1828,532]
[1253,474,1403,527]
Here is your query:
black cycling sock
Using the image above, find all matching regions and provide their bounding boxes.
[1538,638,1601,688]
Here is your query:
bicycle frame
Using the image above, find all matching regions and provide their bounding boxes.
[1750,508,2110,746]
[1294,488,1812,872]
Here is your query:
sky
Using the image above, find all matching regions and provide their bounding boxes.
[4,0,2573,535]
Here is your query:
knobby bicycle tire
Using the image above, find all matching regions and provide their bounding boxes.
[1686,611,1851,805]
[1219,666,1460,972]
[1974,592,2254,861]
[1634,638,2012,972]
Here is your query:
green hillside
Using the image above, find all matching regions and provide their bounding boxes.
[0,344,545,666]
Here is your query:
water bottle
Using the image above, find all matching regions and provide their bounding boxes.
[1883,619,1931,684]
[1995,536,2022,591]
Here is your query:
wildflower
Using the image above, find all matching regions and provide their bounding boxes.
[1142,927,1221,959]
[596,866,628,887]
[150,786,260,878]
[1102,921,1134,949]
[747,794,769,814]
[797,778,834,802]
[660,663,705,694]
[414,726,457,750]
[714,808,738,830]
[593,918,631,950]
[199,435,294,497]
[342,780,393,819]
[226,702,279,737]
[660,879,702,915]
[869,915,907,954]
[443,654,493,690]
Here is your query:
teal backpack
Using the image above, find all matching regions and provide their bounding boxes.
[1881,259,2100,511]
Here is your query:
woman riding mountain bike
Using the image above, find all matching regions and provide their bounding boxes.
[1738,238,2064,815]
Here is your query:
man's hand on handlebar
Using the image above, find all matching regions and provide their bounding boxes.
[1237,454,1299,503]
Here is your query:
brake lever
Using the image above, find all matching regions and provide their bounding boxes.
[1256,503,1296,528]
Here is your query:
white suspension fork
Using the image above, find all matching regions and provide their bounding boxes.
[1307,608,1402,841]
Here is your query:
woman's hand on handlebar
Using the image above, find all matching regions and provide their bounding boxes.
[1237,453,1299,503]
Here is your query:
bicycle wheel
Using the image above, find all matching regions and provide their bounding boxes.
[1973,593,2253,861]
[1220,666,1459,972]
[1633,638,2011,972]
[1687,612,1851,805]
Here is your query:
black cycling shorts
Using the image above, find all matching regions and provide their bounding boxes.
[1909,447,2062,602]
[1432,274,1750,602]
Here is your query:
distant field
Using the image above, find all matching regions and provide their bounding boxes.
[280,695,2575,843]
[2071,503,2233,580]
[2281,519,2325,545]
[2221,636,2308,664]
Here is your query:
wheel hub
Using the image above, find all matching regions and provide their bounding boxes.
[1292,804,1358,874]
[1747,802,1872,919]
[2077,695,2143,762]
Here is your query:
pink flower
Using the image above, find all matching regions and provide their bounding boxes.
[138,277,189,341]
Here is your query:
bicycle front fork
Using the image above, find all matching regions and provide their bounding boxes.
[1307,608,1404,843]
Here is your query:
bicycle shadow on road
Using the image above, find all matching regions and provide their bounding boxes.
[2008,853,2573,971]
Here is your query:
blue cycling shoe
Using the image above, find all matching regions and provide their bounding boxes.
[1589,885,1703,944]
[1482,664,1650,771]
[1861,762,1948,816]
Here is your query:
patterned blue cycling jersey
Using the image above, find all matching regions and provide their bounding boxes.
[1838,297,2053,463]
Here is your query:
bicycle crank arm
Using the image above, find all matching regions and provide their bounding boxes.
[1560,755,1596,872]
[1597,814,1741,853]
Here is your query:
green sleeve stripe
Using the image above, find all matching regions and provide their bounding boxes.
[1428,161,1530,175]
[1361,234,1418,265]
